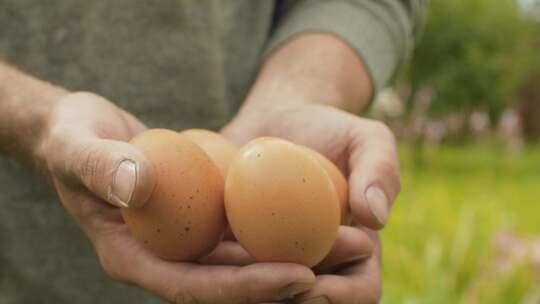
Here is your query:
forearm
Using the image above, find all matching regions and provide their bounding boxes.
[223,33,373,141]
[0,61,67,164]
[244,33,372,113]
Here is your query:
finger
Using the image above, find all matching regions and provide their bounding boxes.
[199,241,255,266]
[201,228,374,275]
[348,120,401,229]
[294,256,381,304]
[294,274,380,304]
[314,226,373,274]
[53,181,124,240]
[96,231,316,304]
[50,135,156,208]
[150,263,315,304]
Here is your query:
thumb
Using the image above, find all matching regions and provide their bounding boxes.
[348,121,401,230]
[55,138,155,208]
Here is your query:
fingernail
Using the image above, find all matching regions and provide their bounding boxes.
[280,283,313,299]
[110,160,137,208]
[301,296,330,304]
[366,186,389,226]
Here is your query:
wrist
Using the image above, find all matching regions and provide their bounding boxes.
[1,80,68,167]
[31,86,70,164]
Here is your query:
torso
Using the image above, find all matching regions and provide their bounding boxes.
[0,1,275,302]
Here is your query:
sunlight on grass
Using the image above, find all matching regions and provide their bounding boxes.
[381,144,540,304]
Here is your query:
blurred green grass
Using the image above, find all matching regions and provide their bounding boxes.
[381,144,540,304]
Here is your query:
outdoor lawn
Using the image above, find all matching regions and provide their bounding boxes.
[381,144,540,304]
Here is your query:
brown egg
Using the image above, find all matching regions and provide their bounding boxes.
[299,146,351,225]
[179,129,239,240]
[179,129,238,178]
[122,129,225,261]
[225,137,340,267]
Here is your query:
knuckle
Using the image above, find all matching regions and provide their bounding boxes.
[76,144,103,182]
[387,163,401,194]
[75,143,116,191]
[377,160,400,180]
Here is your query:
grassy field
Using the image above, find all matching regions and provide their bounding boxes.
[381,144,540,304]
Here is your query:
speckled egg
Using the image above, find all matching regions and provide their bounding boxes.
[179,129,239,240]
[300,146,351,224]
[225,137,341,267]
[122,129,225,261]
[179,129,238,179]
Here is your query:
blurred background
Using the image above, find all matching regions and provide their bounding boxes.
[373,0,540,303]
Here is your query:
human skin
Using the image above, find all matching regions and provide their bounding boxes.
[0,33,400,304]
[0,66,315,303]
[220,33,401,304]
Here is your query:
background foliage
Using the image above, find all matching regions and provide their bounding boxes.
[380,1,540,303]
[382,145,540,304]
[405,0,540,121]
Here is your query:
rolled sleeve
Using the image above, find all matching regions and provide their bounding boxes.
[266,0,425,95]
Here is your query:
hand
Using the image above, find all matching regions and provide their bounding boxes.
[223,104,401,230]
[291,229,381,304]
[36,92,316,303]
[205,228,380,304]
[221,103,401,303]
[202,226,378,304]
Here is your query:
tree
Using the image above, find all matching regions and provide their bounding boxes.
[406,0,539,123]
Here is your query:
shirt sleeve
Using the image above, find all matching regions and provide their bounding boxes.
[266,0,426,95]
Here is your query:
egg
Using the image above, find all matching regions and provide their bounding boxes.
[122,129,225,261]
[225,137,341,267]
[179,129,239,240]
[179,129,238,178]
[299,146,351,224]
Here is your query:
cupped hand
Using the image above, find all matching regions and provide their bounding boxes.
[293,229,382,304]
[221,103,401,303]
[36,92,316,303]
[223,103,401,230]
[203,222,381,304]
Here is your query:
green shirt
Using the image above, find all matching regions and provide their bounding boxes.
[0,1,423,302]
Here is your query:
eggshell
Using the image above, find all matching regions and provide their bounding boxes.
[122,129,225,261]
[225,137,340,267]
[179,129,239,240]
[299,146,351,224]
[179,129,238,178]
